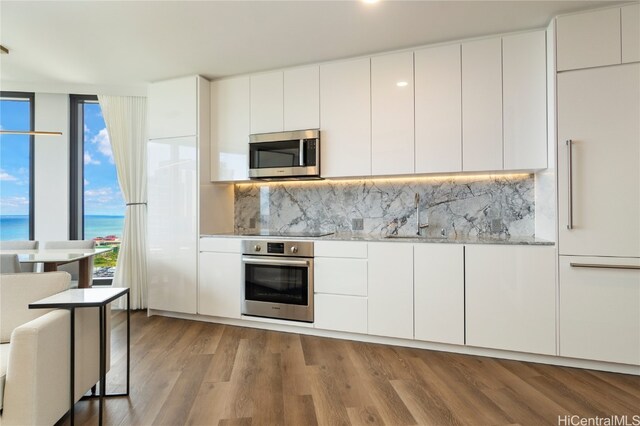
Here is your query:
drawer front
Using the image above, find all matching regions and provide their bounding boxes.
[559,256,640,365]
[314,294,367,334]
[315,258,367,296]
[199,238,242,253]
[315,241,367,258]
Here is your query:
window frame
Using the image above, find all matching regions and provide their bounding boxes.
[69,94,116,285]
[0,91,35,240]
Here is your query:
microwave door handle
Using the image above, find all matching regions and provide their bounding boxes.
[242,256,310,267]
[299,139,305,166]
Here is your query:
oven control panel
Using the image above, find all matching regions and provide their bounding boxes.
[243,240,314,258]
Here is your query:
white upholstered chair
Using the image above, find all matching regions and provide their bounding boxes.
[0,272,108,425]
[0,255,21,274]
[0,241,39,272]
[43,240,96,287]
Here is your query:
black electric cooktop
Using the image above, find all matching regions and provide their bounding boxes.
[241,230,334,238]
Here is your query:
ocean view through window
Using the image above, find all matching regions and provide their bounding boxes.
[71,95,124,282]
[0,92,34,241]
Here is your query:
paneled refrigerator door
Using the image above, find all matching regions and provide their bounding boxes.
[557,64,640,257]
[148,136,198,314]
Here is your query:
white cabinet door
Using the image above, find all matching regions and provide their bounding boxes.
[284,66,319,131]
[465,245,556,355]
[415,44,462,174]
[148,76,197,139]
[556,8,621,71]
[622,4,640,64]
[315,258,367,296]
[371,52,415,175]
[558,64,640,258]
[210,77,250,181]
[559,256,640,365]
[250,71,283,134]
[503,30,547,170]
[368,243,413,339]
[320,58,371,178]
[148,136,198,314]
[315,294,367,334]
[414,244,464,345]
[462,38,503,172]
[199,251,242,319]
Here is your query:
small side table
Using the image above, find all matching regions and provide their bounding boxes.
[29,288,130,426]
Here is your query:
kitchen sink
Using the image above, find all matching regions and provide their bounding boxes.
[384,235,449,240]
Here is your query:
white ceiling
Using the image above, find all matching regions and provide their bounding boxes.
[0,0,624,92]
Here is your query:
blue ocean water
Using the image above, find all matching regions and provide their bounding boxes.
[0,215,124,241]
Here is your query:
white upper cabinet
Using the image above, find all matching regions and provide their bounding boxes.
[320,58,371,178]
[368,243,413,339]
[415,44,462,173]
[462,38,503,172]
[148,76,198,139]
[557,64,640,258]
[284,66,320,130]
[371,52,415,175]
[503,30,547,170]
[622,4,640,63]
[414,244,464,345]
[556,7,621,71]
[210,76,250,181]
[250,71,284,134]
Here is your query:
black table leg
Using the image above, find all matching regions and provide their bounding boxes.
[126,292,130,395]
[99,305,105,426]
[70,308,75,426]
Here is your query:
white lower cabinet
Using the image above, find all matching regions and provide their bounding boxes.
[198,239,242,319]
[315,294,367,334]
[368,243,414,339]
[414,245,464,345]
[314,241,368,334]
[559,256,640,366]
[465,245,556,355]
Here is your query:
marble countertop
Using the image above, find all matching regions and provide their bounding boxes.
[201,232,554,246]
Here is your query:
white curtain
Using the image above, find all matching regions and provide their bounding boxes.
[97,95,147,309]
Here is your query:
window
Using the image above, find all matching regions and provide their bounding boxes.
[70,95,124,283]
[0,92,34,241]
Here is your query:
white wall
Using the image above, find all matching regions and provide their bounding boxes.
[33,93,70,241]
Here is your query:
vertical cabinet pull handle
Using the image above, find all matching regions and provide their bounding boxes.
[566,139,573,230]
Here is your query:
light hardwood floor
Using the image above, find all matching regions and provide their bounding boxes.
[63,311,640,426]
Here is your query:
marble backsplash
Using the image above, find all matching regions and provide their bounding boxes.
[234,174,536,238]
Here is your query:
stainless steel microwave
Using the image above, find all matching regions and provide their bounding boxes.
[248,129,320,179]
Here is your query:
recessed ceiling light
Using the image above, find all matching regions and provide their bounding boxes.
[396,81,409,87]
[363,0,379,4]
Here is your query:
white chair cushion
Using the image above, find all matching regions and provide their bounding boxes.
[0,272,70,343]
[0,343,10,409]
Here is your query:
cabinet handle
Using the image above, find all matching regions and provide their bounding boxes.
[566,139,573,230]
[570,262,640,270]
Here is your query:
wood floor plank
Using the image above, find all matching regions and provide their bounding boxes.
[346,406,385,425]
[153,354,213,425]
[68,311,640,426]
[283,394,319,426]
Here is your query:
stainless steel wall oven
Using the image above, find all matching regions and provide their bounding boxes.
[241,240,314,322]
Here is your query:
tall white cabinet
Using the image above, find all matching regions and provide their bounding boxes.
[148,75,233,315]
[556,9,640,366]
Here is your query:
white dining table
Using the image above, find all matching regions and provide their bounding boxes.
[0,247,112,288]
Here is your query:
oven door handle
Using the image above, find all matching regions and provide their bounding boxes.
[242,256,310,267]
